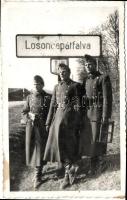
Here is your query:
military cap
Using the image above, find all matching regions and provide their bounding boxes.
[84,54,96,66]
[58,63,71,74]
[33,75,44,86]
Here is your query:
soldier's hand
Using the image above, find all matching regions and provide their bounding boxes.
[46,125,50,132]
[29,112,35,121]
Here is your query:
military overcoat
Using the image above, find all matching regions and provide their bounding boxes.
[22,90,51,167]
[79,72,112,157]
[43,79,82,163]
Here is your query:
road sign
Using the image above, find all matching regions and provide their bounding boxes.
[16,34,101,58]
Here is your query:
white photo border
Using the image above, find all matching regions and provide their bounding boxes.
[1,0,126,199]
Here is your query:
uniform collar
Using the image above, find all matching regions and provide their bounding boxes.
[60,78,72,85]
[87,71,101,79]
[31,89,45,96]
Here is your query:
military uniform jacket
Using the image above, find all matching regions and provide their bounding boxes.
[22,90,51,166]
[79,72,112,157]
[44,79,82,163]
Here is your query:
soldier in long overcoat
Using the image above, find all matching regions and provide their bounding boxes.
[79,55,112,175]
[22,75,51,188]
[44,63,82,189]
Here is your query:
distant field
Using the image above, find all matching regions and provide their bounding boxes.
[8,88,30,101]
[8,88,52,101]
[9,101,120,191]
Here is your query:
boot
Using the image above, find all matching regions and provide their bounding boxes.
[69,164,79,185]
[88,157,99,176]
[33,166,43,189]
[55,166,65,179]
[60,165,70,189]
[96,156,107,173]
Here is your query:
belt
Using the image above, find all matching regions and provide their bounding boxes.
[86,97,103,107]
[57,103,80,112]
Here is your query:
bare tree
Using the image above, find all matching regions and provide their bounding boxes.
[103,10,119,70]
[78,10,119,82]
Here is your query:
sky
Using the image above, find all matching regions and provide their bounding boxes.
[1,1,122,91]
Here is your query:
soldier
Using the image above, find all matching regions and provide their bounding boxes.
[44,63,82,189]
[79,54,112,175]
[22,75,51,189]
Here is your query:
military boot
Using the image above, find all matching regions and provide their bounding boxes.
[33,166,43,189]
[69,164,79,185]
[60,166,70,189]
[88,157,99,176]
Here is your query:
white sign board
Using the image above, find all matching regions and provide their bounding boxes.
[16,35,101,57]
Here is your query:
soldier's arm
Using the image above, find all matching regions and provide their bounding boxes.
[102,75,112,121]
[74,83,83,112]
[22,95,30,115]
[43,93,51,118]
[21,95,30,124]
[68,83,81,110]
[45,85,57,126]
[77,83,85,127]
[73,83,83,130]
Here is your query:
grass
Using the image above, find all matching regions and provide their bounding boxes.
[9,101,120,191]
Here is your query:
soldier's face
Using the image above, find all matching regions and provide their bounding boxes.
[33,83,43,92]
[85,62,96,74]
[59,69,70,81]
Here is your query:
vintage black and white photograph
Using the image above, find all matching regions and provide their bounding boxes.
[1,0,126,199]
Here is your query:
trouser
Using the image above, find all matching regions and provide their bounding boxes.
[62,159,77,186]
[90,156,100,170]
[90,156,105,172]
[34,166,43,180]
